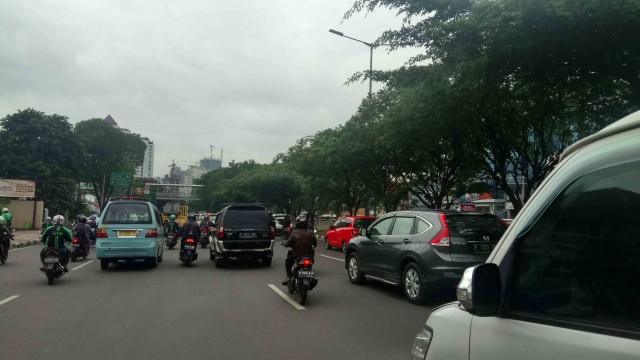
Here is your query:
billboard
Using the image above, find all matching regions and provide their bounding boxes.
[0,179,36,198]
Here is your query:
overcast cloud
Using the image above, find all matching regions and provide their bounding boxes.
[0,0,420,177]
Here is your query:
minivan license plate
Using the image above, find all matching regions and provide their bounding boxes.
[473,243,494,253]
[239,232,256,239]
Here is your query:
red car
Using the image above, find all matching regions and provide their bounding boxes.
[325,216,377,252]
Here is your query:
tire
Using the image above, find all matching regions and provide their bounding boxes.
[342,241,347,253]
[100,259,109,270]
[157,249,163,263]
[146,256,158,268]
[325,239,331,250]
[71,252,78,262]
[168,244,175,250]
[347,252,365,284]
[0,247,7,264]
[261,257,272,267]
[403,263,429,305]
[297,284,308,305]
[47,271,54,285]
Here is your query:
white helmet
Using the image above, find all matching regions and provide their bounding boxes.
[52,215,65,224]
[1,208,7,213]
[0,217,4,225]
[45,217,52,221]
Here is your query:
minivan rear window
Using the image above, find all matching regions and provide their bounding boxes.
[446,215,506,234]
[224,209,269,229]
[102,203,152,224]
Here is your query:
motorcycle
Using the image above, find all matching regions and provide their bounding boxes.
[41,248,66,285]
[282,243,318,305]
[0,233,10,264]
[199,228,209,248]
[180,238,198,266]
[69,237,89,262]
[165,232,177,249]
[282,226,293,239]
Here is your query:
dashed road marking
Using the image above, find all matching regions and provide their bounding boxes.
[0,295,20,307]
[71,260,94,271]
[319,254,345,262]
[268,284,305,310]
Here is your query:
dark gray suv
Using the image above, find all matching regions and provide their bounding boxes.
[345,210,507,304]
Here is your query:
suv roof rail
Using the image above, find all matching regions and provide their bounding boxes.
[222,202,265,207]
[110,197,147,201]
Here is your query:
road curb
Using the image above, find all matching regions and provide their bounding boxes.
[10,240,40,249]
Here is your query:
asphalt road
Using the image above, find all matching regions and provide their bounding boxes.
[0,239,455,360]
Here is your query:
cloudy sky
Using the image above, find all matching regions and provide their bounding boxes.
[1,0,421,177]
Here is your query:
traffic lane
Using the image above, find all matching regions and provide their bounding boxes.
[0,245,50,300]
[0,243,453,360]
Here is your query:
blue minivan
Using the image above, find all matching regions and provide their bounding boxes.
[95,197,164,270]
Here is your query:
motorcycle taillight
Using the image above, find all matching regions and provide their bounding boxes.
[73,238,79,244]
[186,238,195,243]
[302,258,312,267]
[49,250,57,256]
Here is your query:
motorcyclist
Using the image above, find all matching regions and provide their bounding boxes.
[40,215,72,272]
[281,215,291,230]
[282,214,317,285]
[0,216,13,252]
[87,214,98,231]
[72,215,94,255]
[40,216,54,234]
[164,214,181,237]
[179,214,201,253]
[1,207,12,228]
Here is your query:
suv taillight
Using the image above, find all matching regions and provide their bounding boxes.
[270,226,275,239]
[96,228,108,238]
[430,214,450,247]
[145,228,158,238]
[217,226,225,239]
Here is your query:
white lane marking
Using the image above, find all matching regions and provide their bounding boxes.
[267,284,305,310]
[9,244,40,252]
[319,254,345,262]
[0,295,20,307]
[71,260,94,271]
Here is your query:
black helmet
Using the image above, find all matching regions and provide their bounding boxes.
[77,215,87,223]
[187,213,197,222]
[295,214,308,229]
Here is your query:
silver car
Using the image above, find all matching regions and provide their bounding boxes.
[412,111,640,359]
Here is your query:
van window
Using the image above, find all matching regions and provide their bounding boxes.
[509,161,640,333]
[102,203,152,224]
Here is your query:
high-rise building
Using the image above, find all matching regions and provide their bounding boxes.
[135,137,154,178]
[200,157,222,171]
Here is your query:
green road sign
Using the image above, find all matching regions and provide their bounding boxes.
[110,172,131,186]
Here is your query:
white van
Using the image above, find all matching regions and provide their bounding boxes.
[411,111,640,359]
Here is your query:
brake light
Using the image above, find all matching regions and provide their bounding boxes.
[217,226,225,239]
[186,238,195,243]
[145,228,158,238]
[430,214,451,247]
[73,238,79,244]
[270,226,275,239]
[303,258,312,267]
[96,228,108,238]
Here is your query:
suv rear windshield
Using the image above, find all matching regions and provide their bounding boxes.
[446,214,505,234]
[224,207,269,229]
[102,203,152,224]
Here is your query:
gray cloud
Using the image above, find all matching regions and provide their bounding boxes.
[0,0,422,175]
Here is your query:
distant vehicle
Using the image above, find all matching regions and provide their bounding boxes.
[346,210,507,304]
[210,203,275,267]
[325,216,377,252]
[95,197,164,270]
[411,111,640,359]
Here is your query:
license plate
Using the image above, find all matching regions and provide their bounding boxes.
[297,270,314,278]
[44,257,59,264]
[239,232,256,239]
[118,230,137,237]
[184,245,196,250]
[473,243,495,253]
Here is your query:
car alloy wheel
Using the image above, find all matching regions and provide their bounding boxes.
[347,253,365,284]
[403,263,429,304]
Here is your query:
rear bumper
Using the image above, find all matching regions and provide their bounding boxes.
[211,238,274,259]
[96,240,158,259]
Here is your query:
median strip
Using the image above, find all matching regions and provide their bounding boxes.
[267,284,305,310]
[319,254,345,262]
[0,295,20,307]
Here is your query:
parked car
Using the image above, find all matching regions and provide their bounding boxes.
[325,216,377,252]
[210,203,275,267]
[411,111,640,359]
[345,210,507,304]
[95,197,164,270]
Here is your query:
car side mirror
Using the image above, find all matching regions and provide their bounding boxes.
[359,228,368,237]
[457,263,500,316]
[329,224,334,230]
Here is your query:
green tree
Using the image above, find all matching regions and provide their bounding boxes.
[0,108,81,214]
[74,118,146,210]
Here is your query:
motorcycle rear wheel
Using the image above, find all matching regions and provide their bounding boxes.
[297,284,308,305]
[0,248,7,264]
[47,271,54,286]
[71,253,78,262]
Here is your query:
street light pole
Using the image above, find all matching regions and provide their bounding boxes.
[329,29,374,98]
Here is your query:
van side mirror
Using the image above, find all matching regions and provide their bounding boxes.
[359,228,368,237]
[457,263,500,316]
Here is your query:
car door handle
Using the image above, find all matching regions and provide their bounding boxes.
[402,239,411,244]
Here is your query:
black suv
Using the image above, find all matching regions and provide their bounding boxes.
[345,210,507,304]
[210,203,275,267]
